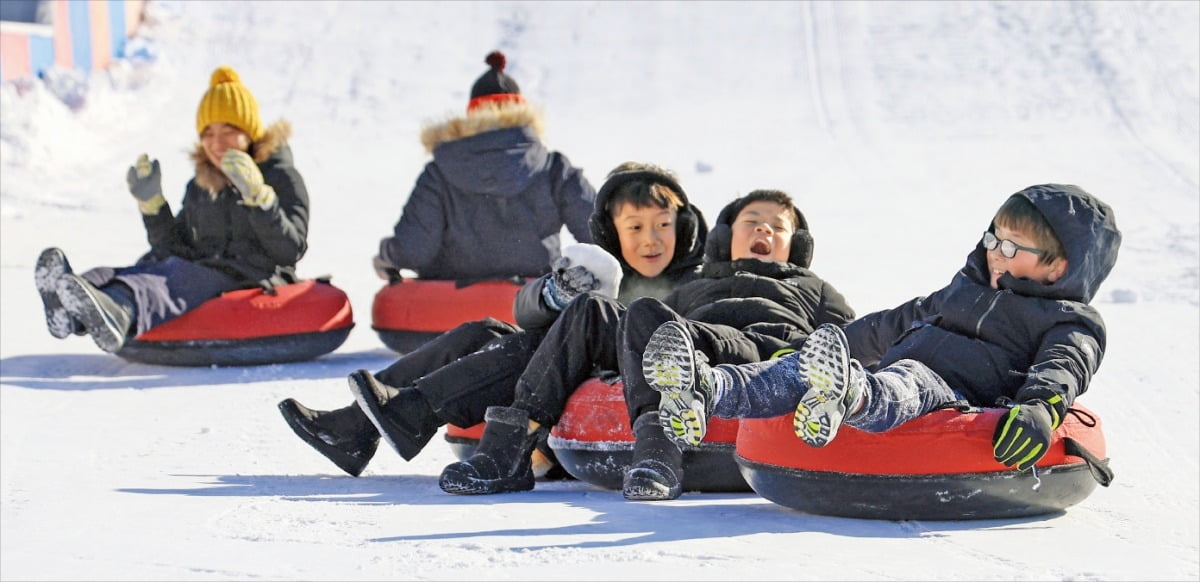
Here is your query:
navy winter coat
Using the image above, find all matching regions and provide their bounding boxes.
[379,104,595,281]
[845,184,1121,408]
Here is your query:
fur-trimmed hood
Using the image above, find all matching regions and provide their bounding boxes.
[190,120,293,194]
[419,102,544,153]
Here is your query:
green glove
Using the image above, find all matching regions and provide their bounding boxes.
[992,395,1063,471]
[220,149,276,209]
[126,154,165,215]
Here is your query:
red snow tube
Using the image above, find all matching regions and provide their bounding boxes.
[116,280,354,367]
[735,404,1112,520]
[371,279,523,353]
[444,377,751,491]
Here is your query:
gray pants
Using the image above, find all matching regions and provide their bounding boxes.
[712,355,964,433]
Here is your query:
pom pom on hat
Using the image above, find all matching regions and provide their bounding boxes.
[468,51,524,112]
[484,51,506,70]
[196,66,263,140]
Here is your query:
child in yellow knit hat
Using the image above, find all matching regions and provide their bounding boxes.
[35,66,311,355]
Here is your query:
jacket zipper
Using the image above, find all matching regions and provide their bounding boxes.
[975,292,1002,336]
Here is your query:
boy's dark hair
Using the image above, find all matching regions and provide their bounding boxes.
[993,194,1066,264]
[603,162,684,214]
[705,189,814,268]
[728,189,803,231]
[588,162,702,270]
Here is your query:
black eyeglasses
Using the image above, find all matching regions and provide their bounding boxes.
[982,231,1044,259]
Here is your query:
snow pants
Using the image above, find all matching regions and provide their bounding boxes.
[617,297,790,423]
[511,295,771,428]
[712,354,965,433]
[374,318,546,428]
[82,256,239,336]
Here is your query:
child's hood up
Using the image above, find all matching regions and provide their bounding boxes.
[966,183,1122,304]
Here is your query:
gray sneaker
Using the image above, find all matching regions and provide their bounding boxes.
[35,248,76,339]
[56,274,131,353]
[643,320,716,447]
[793,323,859,448]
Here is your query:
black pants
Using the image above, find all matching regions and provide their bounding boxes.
[617,297,771,422]
[511,295,777,428]
[375,317,546,428]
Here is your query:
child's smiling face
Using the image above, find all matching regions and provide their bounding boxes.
[613,202,678,278]
[729,200,794,263]
[986,224,1068,289]
[201,122,251,167]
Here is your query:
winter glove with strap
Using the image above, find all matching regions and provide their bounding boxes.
[541,243,622,311]
[126,154,166,215]
[220,149,277,210]
[373,254,400,283]
[992,394,1064,471]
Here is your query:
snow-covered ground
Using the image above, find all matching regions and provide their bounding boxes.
[1,1,1197,580]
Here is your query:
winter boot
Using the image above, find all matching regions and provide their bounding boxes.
[438,406,543,495]
[278,399,380,477]
[347,369,441,462]
[793,323,864,448]
[35,247,81,339]
[643,320,719,447]
[623,410,684,501]
[55,274,134,353]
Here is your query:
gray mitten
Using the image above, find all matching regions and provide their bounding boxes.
[126,154,165,214]
[541,243,623,310]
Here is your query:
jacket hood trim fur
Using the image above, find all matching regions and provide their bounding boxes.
[420,102,545,153]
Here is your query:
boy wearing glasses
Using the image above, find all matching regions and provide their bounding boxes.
[643,184,1121,474]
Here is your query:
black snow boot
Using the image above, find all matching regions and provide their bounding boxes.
[278,398,379,477]
[55,274,134,353]
[35,247,82,339]
[439,406,543,495]
[623,410,684,501]
[347,369,441,461]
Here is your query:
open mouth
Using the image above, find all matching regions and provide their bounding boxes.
[750,240,772,255]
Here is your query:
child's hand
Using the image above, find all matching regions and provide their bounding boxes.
[126,154,165,215]
[220,149,276,209]
[991,396,1063,471]
[373,255,400,283]
[541,244,622,310]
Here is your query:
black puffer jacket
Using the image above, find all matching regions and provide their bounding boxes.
[140,121,308,286]
[663,195,855,342]
[379,103,595,281]
[668,259,855,339]
[845,184,1121,408]
[513,166,706,330]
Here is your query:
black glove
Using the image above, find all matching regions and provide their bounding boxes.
[992,395,1063,471]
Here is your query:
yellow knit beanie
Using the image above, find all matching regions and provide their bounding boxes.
[195,66,263,140]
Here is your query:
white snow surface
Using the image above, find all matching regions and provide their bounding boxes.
[1,1,1198,580]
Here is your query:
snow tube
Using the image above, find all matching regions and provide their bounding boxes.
[735,404,1113,520]
[371,279,522,353]
[116,280,354,367]
[445,377,751,492]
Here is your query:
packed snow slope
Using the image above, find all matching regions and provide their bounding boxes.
[1,1,1197,580]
